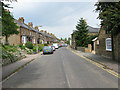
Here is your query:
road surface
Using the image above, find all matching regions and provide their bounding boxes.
[3,47,118,88]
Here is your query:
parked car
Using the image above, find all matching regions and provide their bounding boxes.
[51,45,56,51]
[43,46,53,54]
[53,43,59,49]
[64,44,67,47]
[62,43,67,47]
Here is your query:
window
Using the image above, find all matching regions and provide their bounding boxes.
[22,36,26,44]
[32,38,36,44]
[106,38,112,51]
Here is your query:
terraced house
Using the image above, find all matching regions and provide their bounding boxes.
[2,17,57,45]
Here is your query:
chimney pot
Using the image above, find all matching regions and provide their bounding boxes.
[18,17,24,23]
[35,26,39,31]
[28,22,33,28]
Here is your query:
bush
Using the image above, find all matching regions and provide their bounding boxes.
[25,42,33,49]
[38,44,44,51]
[44,44,48,46]
[3,45,19,52]
[19,44,23,48]
[27,49,32,54]
[47,41,49,44]
[21,46,26,50]
[87,34,98,44]
[33,46,39,53]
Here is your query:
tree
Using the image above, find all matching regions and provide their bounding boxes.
[66,37,70,45]
[2,2,19,45]
[74,18,88,47]
[95,2,120,60]
[64,38,67,41]
[95,2,120,35]
[60,37,63,41]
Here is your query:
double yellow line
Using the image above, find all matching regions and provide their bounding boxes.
[67,47,120,79]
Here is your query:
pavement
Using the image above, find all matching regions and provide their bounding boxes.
[2,47,118,88]
[68,46,119,73]
[2,52,43,80]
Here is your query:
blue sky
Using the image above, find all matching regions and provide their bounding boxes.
[8,0,100,39]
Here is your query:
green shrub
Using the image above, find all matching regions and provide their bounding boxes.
[47,41,49,44]
[3,45,18,52]
[2,45,15,63]
[25,42,33,49]
[44,44,48,46]
[27,49,32,54]
[33,46,39,53]
[21,46,26,50]
[38,44,44,51]
[19,44,23,48]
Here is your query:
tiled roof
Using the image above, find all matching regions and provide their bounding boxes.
[87,26,100,33]
[14,20,55,39]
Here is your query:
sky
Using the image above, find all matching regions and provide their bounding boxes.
[7,0,101,39]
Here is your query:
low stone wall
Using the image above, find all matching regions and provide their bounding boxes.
[77,44,92,53]
[77,47,85,52]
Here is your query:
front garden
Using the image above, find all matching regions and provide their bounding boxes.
[2,42,47,66]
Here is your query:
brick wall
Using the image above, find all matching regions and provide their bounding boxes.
[95,28,112,58]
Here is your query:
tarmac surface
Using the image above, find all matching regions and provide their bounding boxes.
[2,47,118,88]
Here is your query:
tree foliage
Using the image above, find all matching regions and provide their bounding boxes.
[87,34,98,44]
[95,2,120,35]
[2,2,19,44]
[74,18,88,47]
[66,37,70,45]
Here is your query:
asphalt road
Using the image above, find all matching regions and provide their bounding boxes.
[3,47,118,88]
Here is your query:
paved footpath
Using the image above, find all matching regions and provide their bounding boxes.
[68,46,119,73]
[2,52,42,80]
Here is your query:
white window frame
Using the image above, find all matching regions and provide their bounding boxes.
[33,38,36,44]
[106,38,112,51]
[22,36,26,44]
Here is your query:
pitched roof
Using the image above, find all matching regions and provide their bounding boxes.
[14,19,55,39]
[87,26,100,33]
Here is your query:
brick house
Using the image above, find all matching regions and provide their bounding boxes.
[1,17,56,45]
[94,27,120,61]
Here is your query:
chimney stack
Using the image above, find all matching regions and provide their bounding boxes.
[35,26,39,31]
[28,22,33,28]
[19,17,24,23]
[44,30,47,34]
[40,30,43,32]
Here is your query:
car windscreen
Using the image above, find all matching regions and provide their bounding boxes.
[43,46,50,49]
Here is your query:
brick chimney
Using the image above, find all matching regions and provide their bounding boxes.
[28,22,33,28]
[35,26,39,31]
[40,30,43,32]
[44,30,47,34]
[18,17,24,23]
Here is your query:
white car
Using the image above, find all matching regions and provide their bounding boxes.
[53,43,59,49]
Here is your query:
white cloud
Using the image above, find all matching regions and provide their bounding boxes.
[5,1,100,38]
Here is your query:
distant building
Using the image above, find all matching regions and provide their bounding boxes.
[1,17,57,45]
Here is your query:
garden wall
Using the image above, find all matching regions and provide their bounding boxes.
[77,44,92,53]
